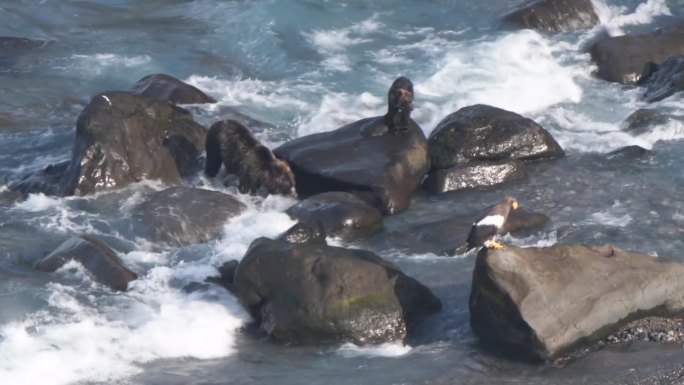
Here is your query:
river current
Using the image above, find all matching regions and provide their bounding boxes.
[1,1,684,384]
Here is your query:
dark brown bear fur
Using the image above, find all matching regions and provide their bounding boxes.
[386,76,414,133]
[205,120,296,197]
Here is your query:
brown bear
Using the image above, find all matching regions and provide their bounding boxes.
[205,120,296,197]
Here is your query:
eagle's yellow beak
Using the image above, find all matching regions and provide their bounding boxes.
[512,201,519,210]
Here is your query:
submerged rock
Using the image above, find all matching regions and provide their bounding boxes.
[7,161,68,200]
[591,21,684,84]
[234,237,441,345]
[367,200,548,256]
[502,0,599,33]
[640,55,684,103]
[130,186,246,247]
[0,36,48,71]
[622,108,670,135]
[286,192,383,238]
[60,92,206,196]
[34,235,137,291]
[469,244,684,361]
[424,160,527,194]
[130,73,216,104]
[606,145,649,160]
[428,104,563,170]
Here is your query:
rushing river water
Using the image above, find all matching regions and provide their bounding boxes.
[1,1,684,384]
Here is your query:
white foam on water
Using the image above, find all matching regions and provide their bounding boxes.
[336,342,412,358]
[585,201,633,227]
[212,208,296,265]
[13,193,63,212]
[304,15,381,72]
[416,30,583,133]
[71,53,152,75]
[297,91,384,136]
[592,0,671,36]
[541,108,684,152]
[0,266,248,385]
[502,231,559,248]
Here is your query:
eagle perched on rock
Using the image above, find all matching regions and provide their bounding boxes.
[465,196,519,252]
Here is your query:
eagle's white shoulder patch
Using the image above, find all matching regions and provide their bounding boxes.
[476,214,505,228]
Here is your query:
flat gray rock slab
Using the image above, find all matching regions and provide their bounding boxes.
[470,244,684,361]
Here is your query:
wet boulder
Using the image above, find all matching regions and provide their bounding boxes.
[622,108,670,135]
[130,73,216,104]
[469,244,684,361]
[286,192,383,238]
[606,145,649,161]
[274,118,430,215]
[591,21,684,84]
[34,235,137,291]
[277,221,327,245]
[424,160,527,194]
[502,0,598,33]
[640,55,684,103]
[130,186,246,247]
[60,92,206,196]
[428,104,563,169]
[234,237,442,345]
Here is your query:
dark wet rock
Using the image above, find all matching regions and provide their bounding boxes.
[34,235,137,291]
[502,0,599,33]
[591,21,684,84]
[428,104,563,171]
[424,160,527,194]
[274,118,429,215]
[234,237,441,345]
[285,192,383,238]
[469,243,684,361]
[622,108,670,135]
[60,92,206,196]
[277,221,327,244]
[206,260,239,294]
[499,208,550,236]
[7,161,68,200]
[130,186,246,247]
[368,204,548,256]
[0,36,48,71]
[640,55,684,102]
[606,145,649,160]
[130,73,216,104]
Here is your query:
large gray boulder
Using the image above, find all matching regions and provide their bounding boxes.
[428,104,563,170]
[469,244,684,361]
[502,0,599,33]
[34,235,137,291]
[234,237,441,345]
[60,92,206,196]
[591,21,684,84]
[130,186,246,247]
[274,118,430,215]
